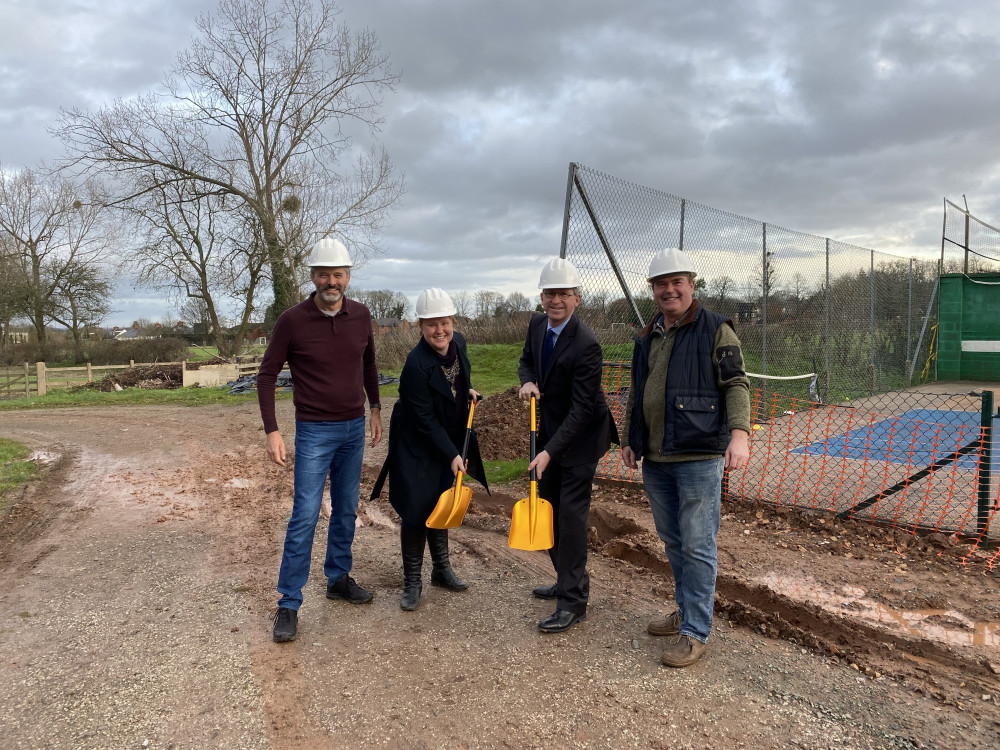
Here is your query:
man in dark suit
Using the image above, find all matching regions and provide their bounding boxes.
[518,258,617,633]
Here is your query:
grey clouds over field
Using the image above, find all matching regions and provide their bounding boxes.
[3,0,999,320]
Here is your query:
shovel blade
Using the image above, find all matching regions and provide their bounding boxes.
[507,496,555,550]
[426,483,473,529]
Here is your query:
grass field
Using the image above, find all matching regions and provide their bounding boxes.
[0,387,274,412]
[482,457,529,486]
[376,343,523,400]
[0,438,36,513]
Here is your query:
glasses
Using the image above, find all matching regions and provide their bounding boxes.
[541,290,577,300]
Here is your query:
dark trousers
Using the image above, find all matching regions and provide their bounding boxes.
[537,459,598,615]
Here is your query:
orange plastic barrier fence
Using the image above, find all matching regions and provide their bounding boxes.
[600,362,1000,568]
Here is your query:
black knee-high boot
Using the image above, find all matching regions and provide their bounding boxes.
[400,524,426,611]
[427,528,468,591]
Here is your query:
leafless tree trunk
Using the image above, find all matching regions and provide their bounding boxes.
[0,166,115,355]
[129,180,267,358]
[47,260,115,361]
[57,0,404,323]
[451,291,473,319]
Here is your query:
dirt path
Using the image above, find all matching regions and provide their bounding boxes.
[1,400,999,749]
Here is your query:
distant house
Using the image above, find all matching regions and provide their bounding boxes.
[243,324,269,345]
[372,318,411,335]
[113,323,142,341]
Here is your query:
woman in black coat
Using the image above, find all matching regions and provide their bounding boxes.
[371,288,489,610]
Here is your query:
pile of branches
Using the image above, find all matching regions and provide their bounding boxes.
[81,364,183,392]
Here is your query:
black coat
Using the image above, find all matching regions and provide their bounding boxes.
[371,331,489,526]
[517,313,619,466]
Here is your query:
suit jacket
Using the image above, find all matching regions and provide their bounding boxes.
[517,313,619,467]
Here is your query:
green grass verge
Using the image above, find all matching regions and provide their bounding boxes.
[0,387,283,412]
[185,345,221,361]
[482,457,529,486]
[466,344,522,395]
[185,345,267,361]
[378,343,524,400]
[0,438,36,513]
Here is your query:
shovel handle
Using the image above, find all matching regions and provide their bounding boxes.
[460,398,476,461]
[529,395,538,483]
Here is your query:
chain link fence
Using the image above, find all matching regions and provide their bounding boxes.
[943,198,1000,274]
[561,163,1000,563]
[561,162,974,402]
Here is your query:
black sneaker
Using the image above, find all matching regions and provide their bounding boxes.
[326,573,374,604]
[272,607,297,643]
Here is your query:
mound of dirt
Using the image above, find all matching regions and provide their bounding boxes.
[474,386,530,461]
[85,364,183,391]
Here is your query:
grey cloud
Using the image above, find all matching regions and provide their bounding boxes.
[6,0,1000,327]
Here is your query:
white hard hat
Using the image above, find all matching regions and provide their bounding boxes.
[415,288,457,319]
[307,237,353,268]
[538,258,582,290]
[646,248,696,282]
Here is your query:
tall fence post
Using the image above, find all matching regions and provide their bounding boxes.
[35,361,46,396]
[761,222,768,376]
[824,238,830,402]
[869,248,876,395]
[86,362,93,383]
[964,209,971,275]
[23,362,29,398]
[977,390,994,538]
[558,162,576,260]
[905,258,913,388]
[679,199,686,251]
[573,169,646,327]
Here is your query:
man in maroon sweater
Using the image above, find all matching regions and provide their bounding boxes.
[259,237,383,643]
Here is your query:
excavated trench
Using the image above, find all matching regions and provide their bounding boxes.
[456,485,1000,702]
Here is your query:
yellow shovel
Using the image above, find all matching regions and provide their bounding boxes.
[508,395,554,550]
[426,398,479,530]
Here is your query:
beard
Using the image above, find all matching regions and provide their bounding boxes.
[316,285,345,305]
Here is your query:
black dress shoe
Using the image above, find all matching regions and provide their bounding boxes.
[532,583,557,600]
[538,609,586,633]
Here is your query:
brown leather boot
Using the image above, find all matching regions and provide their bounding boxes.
[647,610,681,636]
[660,635,707,668]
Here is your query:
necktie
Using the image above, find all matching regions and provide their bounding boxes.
[541,329,557,375]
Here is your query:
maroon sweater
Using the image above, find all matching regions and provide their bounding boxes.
[257,294,380,434]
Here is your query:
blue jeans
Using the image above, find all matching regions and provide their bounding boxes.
[277,418,366,610]
[642,457,724,643]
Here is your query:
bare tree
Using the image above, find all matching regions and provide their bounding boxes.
[451,290,473,319]
[57,0,404,323]
[352,288,409,319]
[498,291,534,315]
[707,276,734,306]
[129,180,268,357]
[0,166,115,352]
[473,290,504,320]
[0,236,29,347]
[47,260,115,361]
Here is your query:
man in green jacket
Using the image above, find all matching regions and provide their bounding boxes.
[622,248,750,667]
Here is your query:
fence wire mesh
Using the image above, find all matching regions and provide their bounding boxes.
[944,198,1000,274]
[565,163,950,402]
[562,164,999,565]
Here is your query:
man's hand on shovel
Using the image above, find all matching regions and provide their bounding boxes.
[528,449,551,480]
[518,382,539,401]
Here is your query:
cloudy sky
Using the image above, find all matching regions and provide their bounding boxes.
[3,0,1000,323]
